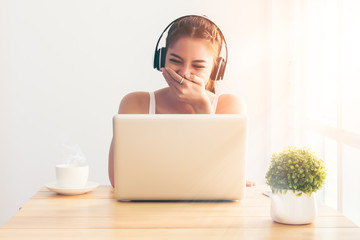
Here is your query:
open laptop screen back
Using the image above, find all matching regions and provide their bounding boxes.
[113,114,247,200]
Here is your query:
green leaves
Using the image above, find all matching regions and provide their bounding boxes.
[265,146,327,196]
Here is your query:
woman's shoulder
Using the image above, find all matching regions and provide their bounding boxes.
[118,91,150,114]
[216,93,247,115]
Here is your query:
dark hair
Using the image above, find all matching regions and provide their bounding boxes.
[165,16,223,93]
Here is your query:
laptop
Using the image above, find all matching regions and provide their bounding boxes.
[113,114,248,201]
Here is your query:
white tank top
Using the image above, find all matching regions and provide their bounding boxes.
[148,92,219,114]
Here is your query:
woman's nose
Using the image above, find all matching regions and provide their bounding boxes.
[176,65,191,77]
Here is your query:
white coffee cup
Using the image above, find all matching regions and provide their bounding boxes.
[56,164,89,188]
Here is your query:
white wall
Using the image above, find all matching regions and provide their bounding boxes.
[0,0,272,226]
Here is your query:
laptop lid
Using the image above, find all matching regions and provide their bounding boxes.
[113,114,247,200]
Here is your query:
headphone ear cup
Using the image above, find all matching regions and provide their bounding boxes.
[160,47,167,69]
[212,57,226,80]
[217,57,226,80]
[154,47,167,70]
[210,58,219,80]
[154,49,160,70]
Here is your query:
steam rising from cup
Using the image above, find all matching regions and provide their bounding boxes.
[61,142,87,165]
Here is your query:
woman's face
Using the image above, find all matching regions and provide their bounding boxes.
[165,37,215,84]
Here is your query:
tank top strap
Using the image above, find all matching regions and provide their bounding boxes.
[148,92,156,114]
[212,94,220,113]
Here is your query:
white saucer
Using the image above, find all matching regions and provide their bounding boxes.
[46,181,99,195]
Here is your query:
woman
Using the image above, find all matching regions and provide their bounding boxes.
[108,15,254,187]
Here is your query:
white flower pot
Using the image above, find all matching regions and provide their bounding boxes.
[270,190,317,225]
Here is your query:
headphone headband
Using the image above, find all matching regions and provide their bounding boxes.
[153,15,228,81]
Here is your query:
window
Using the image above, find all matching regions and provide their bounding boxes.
[287,0,360,226]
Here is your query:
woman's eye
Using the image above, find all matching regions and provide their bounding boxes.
[194,65,205,69]
[169,59,205,69]
[169,59,181,64]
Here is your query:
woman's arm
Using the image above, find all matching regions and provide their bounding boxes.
[216,94,247,115]
[108,92,150,188]
[108,139,115,187]
[216,94,255,187]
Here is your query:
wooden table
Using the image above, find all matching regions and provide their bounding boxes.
[1,185,359,239]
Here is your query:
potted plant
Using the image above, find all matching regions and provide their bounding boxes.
[265,146,327,224]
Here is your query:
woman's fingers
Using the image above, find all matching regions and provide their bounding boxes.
[161,67,207,103]
[164,67,184,84]
[246,181,256,187]
[162,68,181,91]
[160,67,210,109]
[162,69,185,99]
[164,67,205,87]
[183,72,204,86]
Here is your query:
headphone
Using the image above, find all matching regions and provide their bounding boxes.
[153,15,228,81]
